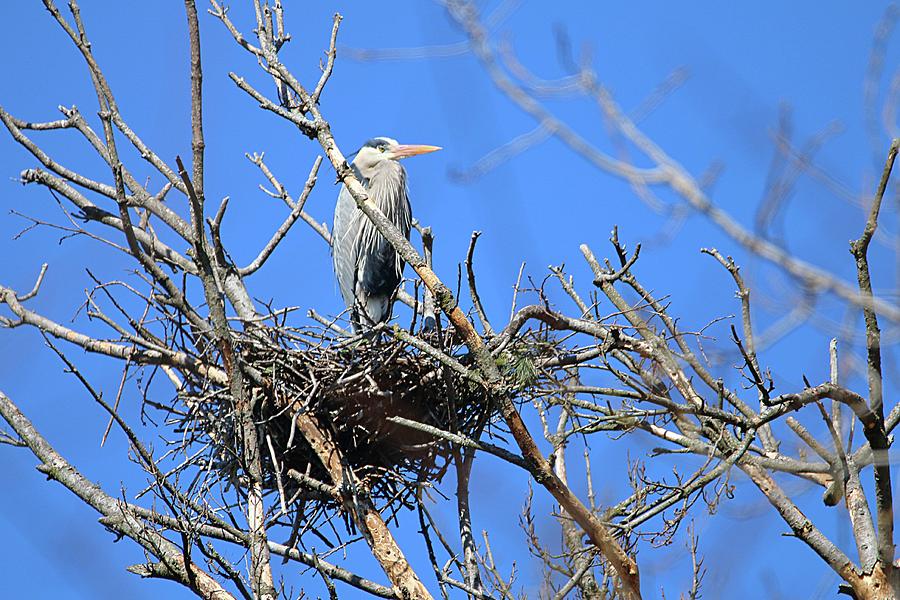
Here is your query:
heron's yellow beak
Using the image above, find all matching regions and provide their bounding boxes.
[391,144,442,159]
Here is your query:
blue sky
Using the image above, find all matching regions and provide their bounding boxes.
[1,1,898,598]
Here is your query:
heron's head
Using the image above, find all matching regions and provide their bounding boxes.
[351,136,441,180]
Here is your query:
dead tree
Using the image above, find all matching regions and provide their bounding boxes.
[1,2,900,599]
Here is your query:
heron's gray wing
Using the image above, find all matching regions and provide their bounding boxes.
[332,185,360,311]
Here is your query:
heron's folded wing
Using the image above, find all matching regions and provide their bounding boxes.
[359,234,403,297]
[332,185,360,309]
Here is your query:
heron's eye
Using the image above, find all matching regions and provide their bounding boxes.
[378,145,386,153]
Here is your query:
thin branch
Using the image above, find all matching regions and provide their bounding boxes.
[465,231,494,336]
[239,157,322,276]
[185,0,205,199]
[849,138,899,568]
[311,14,342,105]
[16,263,49,302]
[0,389,233,599]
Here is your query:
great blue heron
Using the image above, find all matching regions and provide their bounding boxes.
[333,136,441,331]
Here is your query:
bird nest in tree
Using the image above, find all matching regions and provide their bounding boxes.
[179,324,495,512]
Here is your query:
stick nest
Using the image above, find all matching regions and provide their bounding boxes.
[186,325,494,511]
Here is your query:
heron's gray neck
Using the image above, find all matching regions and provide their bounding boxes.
[366,161,407,215]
